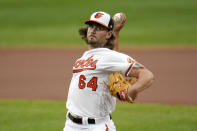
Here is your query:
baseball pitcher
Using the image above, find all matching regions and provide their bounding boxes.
[63,11,154,131]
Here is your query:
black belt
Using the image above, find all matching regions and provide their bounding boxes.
[68,112,112,124]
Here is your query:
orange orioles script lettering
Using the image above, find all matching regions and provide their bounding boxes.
[73,56,98,73]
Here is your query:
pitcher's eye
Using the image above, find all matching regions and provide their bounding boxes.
[88,25,93,28]
[97,26,105,31]
[95,27,100,31]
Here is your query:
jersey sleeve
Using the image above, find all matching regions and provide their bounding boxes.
[98,51,144,77]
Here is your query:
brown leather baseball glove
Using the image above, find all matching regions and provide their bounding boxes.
[107,72,137,103]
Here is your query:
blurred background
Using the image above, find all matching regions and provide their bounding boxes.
[0,0,197,48]
[0,0,197,131]
[1,0,197,104]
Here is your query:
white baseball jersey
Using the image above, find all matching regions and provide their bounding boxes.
[66,48,143,118]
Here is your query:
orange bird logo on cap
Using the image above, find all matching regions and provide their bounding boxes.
[94,13,104,19]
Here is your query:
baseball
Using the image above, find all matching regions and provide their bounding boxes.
[113,13,122,23]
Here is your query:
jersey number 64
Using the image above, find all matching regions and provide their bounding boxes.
[78,75,98,91]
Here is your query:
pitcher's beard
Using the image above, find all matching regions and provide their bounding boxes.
[87,40,102,48]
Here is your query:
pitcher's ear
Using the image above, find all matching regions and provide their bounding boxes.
[106,31,113,39]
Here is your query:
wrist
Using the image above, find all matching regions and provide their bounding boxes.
[128,85,138,100]
[113,31,120,35]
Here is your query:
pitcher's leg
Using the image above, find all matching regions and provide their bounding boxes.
[90,119,116,131]
[63,118,91,131]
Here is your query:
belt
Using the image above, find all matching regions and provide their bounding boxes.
[68,112,112,124]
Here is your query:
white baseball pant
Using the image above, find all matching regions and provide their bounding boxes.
[63,112,116,131]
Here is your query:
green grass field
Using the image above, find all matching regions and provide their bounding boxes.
[0,0,197,48]
[0,99,197,131]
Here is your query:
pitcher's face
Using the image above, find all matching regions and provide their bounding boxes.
[87,23,112,47]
